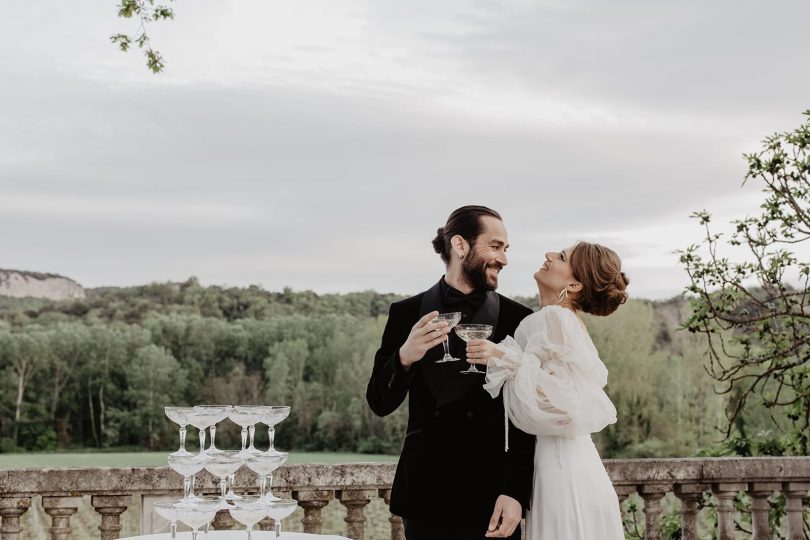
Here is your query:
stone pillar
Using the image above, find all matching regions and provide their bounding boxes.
[614,485,636,506]
[90,495,131,540]
[294,489,334,534]
[639,484,669,540]
[380,489,404,540]
[748,483,778,540]
[211,509,236,530]
[338,489,375,540]
[42,496,83,540]
[783,482,810,540]
[674,484,708,540]
[0,497,31,540]
[711,483,745,540]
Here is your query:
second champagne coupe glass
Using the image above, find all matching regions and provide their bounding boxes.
[455,323,493,374]
[168,453,210,503]
[245,452,288,502]
[266,499,298,538]
[433,312,462,363]
[164,407,195,456]
[229,406,266,456]
[194,405,233,455]
[153,499,181,539]
[204,450,244,505]
[258,406,290,454]
[228,497,269,540]
[175,497,219,540]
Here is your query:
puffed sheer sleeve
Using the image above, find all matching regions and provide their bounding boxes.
[483,306,617,440]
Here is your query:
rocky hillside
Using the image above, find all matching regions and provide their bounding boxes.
[0,269,85,300]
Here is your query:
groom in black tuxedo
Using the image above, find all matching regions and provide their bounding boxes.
[367,206,535,540]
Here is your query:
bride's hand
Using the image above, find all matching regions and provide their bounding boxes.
[466,339,504,365]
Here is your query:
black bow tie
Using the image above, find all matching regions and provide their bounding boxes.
[444,287,487,314]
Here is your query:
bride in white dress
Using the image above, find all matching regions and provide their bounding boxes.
[466,242,628,540]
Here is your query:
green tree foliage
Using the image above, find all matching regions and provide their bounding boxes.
[0,282,781,456]
[680,111,810,454]
[111,0,176,73]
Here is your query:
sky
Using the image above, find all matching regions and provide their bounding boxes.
[1,0,809,300]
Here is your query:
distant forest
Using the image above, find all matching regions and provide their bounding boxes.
[0,279,788,457]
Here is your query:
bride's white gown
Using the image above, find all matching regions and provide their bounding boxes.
[483,305,624,540]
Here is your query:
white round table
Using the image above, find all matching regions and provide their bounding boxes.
[124,533,349,539]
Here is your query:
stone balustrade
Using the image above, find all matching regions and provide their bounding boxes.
[0,458,808,539]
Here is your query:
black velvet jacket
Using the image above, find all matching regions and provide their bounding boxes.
[366,279,536,531]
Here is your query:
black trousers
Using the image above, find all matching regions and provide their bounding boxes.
[404,517,522,540]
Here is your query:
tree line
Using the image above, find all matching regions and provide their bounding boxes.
[0,279,793,456]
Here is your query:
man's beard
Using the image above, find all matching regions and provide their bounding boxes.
[462,251,502,292]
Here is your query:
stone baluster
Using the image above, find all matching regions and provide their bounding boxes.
[257,516,275,531]
[90,495,131,540]
[294,489,334,534]
[783,482,810,540]
[380,489,404,540]
[614,485,636,506]
[42,496,83,540]
[0,497,31,540]
[211,508,237,530]
[639,484,669,540]
[747,482,778,540]
[711,483,745,540]
[338,489,375,540]
[674,484,708,540]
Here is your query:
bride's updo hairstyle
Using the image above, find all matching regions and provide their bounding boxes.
[432,205,502,264]
[568,242,629,316]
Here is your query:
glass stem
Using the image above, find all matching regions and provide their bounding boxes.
[240,427,248,451]
[192,530,198,540]
[266,473,274,499]
[442,339,450,357]
[267,426,275,452]
[205,522,209,537]
[183,476,192,502]
[179,426,187,453]
[259,475,267,498]
[247,525,253,540]
[275,521,281,539]
[198,427,206,454]
[170,521,177,540]
[209,425,217,451]
[248,425,256,450]
[220,477,227,500]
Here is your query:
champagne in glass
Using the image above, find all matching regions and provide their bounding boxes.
[455,324,493,374]
[433,312,462,363]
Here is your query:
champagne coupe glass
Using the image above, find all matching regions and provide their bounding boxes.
[229,406,266,456]
[456,324,493,374]
[204,450,244,505]
[153,499,182,539]
[164,407,195,456]
[229,496,269,540]
[266,499,298,538]
[194,405,233,455]
[185,407,222,455]
[175,497,219,540]
[245,452,288,502]
[433,312,462,363]
[168,453,210,503]
[258,406,290,454]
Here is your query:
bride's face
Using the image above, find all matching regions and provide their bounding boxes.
[534,245,579,294]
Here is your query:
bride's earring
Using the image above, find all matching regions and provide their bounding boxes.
[558,288,568,304]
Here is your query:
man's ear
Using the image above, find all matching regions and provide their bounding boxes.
[450,235,468,259]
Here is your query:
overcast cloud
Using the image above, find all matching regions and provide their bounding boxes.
[1,0,808,299]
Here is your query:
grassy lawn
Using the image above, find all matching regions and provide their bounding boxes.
[0,451,398,469]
